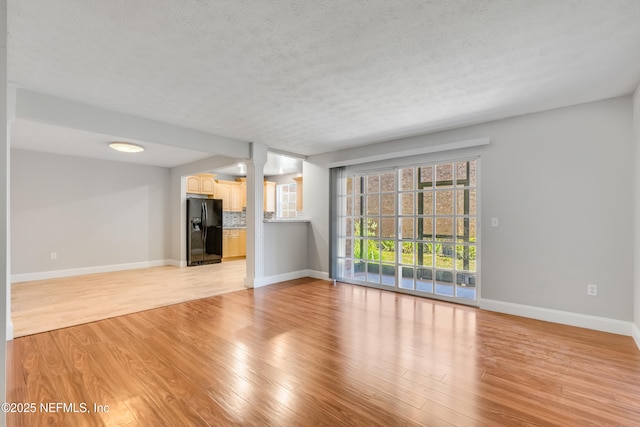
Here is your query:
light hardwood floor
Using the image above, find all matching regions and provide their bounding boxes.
[11,260,246,337]
[7,278,640,426]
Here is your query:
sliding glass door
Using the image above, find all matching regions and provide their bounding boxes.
[338,158,478,304]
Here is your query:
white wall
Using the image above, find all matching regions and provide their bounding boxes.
[0,0,8,415]
[303,159,330,274]
[11,149,170,277]
[307,96,634,322]
[634,85,640,344]
[263,222,308,277]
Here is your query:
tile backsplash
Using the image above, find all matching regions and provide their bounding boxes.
[223,209,274,228]
[223,211,245,228]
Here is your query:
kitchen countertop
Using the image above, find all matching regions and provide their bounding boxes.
[263,218,311,223]
[224,219,311,228]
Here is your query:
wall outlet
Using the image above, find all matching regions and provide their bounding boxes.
[491,217,499,227]
[587,284,597,296]
[50,252,57,260]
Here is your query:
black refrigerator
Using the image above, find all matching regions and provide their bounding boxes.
[187,198,223,266]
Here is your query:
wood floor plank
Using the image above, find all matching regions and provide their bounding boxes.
[5,340,26,391]
[7,278,640,426]
[11,260,246,337]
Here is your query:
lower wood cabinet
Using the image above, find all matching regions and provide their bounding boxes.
[223,228,246,258]
[239,228,246,253]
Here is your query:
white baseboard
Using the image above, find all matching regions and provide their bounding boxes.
[632,323,640,350]
[480,298,633,336]
[307,270,330,281]
[253,270,310,288]
[248,270,331,288]
[165,259,186,267]
[11,259,170,283]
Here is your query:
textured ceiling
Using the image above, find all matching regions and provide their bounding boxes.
[9,1,640,156]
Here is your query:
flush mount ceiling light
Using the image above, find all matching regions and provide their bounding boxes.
[109,141,144,153]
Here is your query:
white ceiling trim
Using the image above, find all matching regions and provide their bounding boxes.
[327,137,490,168]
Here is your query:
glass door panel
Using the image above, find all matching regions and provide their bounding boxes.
[338,159,479,304]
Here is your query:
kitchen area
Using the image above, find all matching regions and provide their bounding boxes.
[185,152,305,267]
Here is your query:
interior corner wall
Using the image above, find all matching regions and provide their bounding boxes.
[633,84,640,341]
[303,158,330,274]
[167,169,185,265]
[307,96,634,321]
[0,0,7,412]
[10,149,171,276]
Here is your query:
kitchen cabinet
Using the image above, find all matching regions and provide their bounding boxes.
[264,181,276,212]
[239,229,246,255]
[293,177,303,211]
[222,229,229,257]
[217,178,274,212]
[235,178,247,209]
[223,228,246,258]
[216,180,243,212]
[186,173,216,196]
[200,175,216,194]
[215,184,231,210]
[228,184,243,211]
[186,176,200,193]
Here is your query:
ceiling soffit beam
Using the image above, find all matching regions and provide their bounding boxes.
[326,137,490,168]
[267,147,307,160]
[15,88,250,159]
[171,155,241,177]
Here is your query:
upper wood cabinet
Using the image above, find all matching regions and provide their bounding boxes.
[216,180,243,212]
[235,178,247,209]
[293,176,303,211]
[213,178,276,212]
[186,173,216,196]
[200,175,216,194]
[215,183,231,210]
[229,185,243,211]
[186,176,201,193]
[264,181,276,212]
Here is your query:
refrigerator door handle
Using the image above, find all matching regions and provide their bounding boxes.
[201,202,206,242]
[203,202,208,242]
